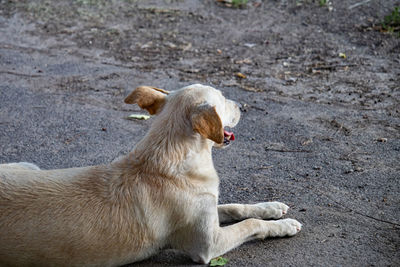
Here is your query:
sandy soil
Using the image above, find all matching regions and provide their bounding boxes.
[0,0,399,266]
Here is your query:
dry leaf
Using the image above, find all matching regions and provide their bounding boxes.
[235,72,246,79]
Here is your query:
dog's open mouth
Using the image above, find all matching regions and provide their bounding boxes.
[223,130,235,146]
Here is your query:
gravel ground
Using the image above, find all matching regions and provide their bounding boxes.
[0,0,399,266]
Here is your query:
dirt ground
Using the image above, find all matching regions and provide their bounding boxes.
[0,0,399,266]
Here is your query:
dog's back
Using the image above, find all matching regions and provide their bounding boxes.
[0,164,172,266]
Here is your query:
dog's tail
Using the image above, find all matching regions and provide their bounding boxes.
[0,162,40,170]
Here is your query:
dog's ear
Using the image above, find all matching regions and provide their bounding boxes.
[124,86,169,115]
[192,105,224,144]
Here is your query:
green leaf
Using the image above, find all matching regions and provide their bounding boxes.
[210,256,228,266]
[127,114,151,120]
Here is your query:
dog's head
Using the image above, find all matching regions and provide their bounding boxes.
[125,84,240,148]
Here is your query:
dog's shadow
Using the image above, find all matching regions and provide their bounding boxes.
[126,249,196,266]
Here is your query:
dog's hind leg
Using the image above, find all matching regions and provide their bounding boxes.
[218,202,289,223]
[0,162,40,170]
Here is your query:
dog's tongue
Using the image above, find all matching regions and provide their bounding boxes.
[224,130,235,141]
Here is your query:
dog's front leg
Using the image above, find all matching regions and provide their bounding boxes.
[179,217,301,264]
[172,204,301,264]
[218,202,289,223]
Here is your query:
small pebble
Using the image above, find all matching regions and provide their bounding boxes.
[354,166,363,172]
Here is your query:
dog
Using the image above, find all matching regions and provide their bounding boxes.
[0,84,301,266]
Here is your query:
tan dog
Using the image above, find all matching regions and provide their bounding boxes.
[0,84,301,266]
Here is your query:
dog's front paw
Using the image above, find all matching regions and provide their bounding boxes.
[257,218,302,239]
[276,218,302,237]
[255,202,289,219]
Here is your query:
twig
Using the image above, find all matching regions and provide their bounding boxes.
[100,61,135,69]
[329,119,351,137]
[339,148,360,161]
[309,63,357,71]
[348,0,371,10]
[290,183,400,227]
[332,124,343,137]
[265,148,312,153]
[323,191,400,227]
[351,210,400,227]
[239,85,264,93]
[308,185,400,227]
[257,165,274,170]
[250,105,266,112]
[0,70,42,78]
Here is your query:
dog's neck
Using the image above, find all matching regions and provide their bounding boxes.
[120,119,219,188]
